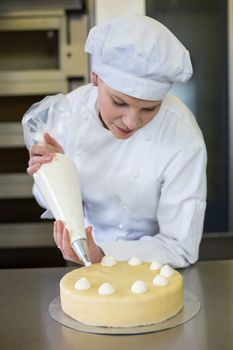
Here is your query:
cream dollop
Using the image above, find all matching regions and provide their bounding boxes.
[160,265,174,278]
[98,282,116,295]
[75,277,91,290]
[153,275,168,286]
[149,261,163,270]
[101,256,117,267]
[131,280,148,294]
[128,257,142,266]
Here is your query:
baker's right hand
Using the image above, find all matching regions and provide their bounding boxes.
[27,132,64,176]
[53,221,105,265]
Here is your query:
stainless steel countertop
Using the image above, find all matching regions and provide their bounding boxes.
[0,260,232,350]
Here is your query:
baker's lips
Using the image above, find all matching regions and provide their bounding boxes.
[115,124,134,134]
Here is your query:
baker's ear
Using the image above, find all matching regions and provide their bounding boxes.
[91,72,98,86]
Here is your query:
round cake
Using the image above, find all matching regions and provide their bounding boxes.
[60,257,184,328]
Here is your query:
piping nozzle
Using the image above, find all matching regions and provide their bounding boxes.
[72,238,91,266]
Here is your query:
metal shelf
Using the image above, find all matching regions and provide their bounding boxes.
[0,3,89,230]
[0,0,85,12]
[0,122,24,148]
[0,222,54,248]
[0,173,33,199]
[0,74,69,96]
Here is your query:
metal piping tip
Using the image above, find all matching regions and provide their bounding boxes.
[72,238,91,266]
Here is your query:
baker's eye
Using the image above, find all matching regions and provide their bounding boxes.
[112,98,126,106]
[143,107,155,112]
[143,105,160,112]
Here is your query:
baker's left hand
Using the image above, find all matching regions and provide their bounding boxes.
[53,221,104,264]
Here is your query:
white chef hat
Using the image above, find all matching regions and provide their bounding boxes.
[85,13,193,100]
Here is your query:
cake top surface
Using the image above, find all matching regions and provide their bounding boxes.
[60,257,183,299]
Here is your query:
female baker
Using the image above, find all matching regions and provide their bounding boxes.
[26,14,207,268]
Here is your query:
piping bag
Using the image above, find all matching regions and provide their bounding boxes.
[22,94,91,265]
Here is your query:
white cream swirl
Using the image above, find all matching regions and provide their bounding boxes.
[160,265,174,278]
[98,282,116,295]
[128,257,142,266]
[149,261,163,270]
[75,277,91,290]
[131,280,148,294]
[153,275,168,286]
[101,256,117,267]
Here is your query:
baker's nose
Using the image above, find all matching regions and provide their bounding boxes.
[122,110,140,130]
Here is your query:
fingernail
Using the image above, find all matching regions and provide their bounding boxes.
[44,156,51,161]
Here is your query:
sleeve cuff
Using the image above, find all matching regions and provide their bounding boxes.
[98,238,189,268]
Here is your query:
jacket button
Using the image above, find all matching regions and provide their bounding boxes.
[132,170,140,177]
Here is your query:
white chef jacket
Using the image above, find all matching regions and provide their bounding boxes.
[33,84,207,268]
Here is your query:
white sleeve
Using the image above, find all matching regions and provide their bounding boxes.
[99,142,207,268]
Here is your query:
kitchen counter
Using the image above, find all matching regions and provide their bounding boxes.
[0,260,232,350]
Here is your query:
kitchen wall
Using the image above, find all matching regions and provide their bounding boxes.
[229,0,233,231]
[0,0,89,267]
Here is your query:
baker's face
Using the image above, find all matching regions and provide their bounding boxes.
[92,74,162,140]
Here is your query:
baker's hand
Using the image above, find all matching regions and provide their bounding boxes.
[27,132,64,176]
[53,221,104,264]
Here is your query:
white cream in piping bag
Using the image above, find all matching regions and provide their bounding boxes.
[33,153,86,243]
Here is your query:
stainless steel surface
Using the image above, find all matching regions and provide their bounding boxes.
[0,222,54,248]
[0,71,68,96]
[0,173,33,199]
[0,2,89,227]
[49,291,201,334]
[0,123,24,148]
[229,0,233,230]
[72,238,91,265]
[0,10,88,96]
[0,0,84,11]
[0,260,232,350]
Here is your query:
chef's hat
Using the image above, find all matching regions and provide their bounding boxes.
[85,13,193,100]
